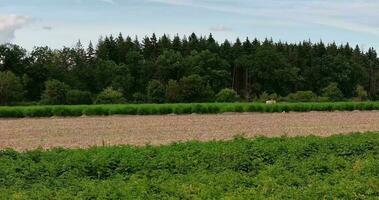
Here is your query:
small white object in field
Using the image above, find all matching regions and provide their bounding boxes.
[266,100,277,104]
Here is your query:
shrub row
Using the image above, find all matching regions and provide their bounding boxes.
[1,102,379,118]
[0,133,378,199]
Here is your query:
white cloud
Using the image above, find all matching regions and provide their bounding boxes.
[0,14,31,43]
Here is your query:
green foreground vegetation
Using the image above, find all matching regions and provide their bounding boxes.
[1,102,379,118]
[0,133,378,199]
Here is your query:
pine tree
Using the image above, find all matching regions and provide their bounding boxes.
[142,36,153,59]
[172,35,182,53]
[150,33,158,59]
[158,34,172,53]
[188,33,199,51]
[242,37,252,54]
[207,33,218,53]
[87,41,95,61]
[366,48,378,99]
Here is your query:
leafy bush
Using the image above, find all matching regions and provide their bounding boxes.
[258,91,270,102]
[322,82,344,101]
[258,92,278,102]
[132,92,147,103]
[0,133,378,199]
[354,84,368,101]
[286,91,317,102]
[215,88,240,102]
[147,80,166,103]
[95,87,125,104]
[179,75,214,102]
[66,90,92,105]
[41,79,70,105]
[166,80,180,103]
[0,71,24,105]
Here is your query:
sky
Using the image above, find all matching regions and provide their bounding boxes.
[1,0,379,51]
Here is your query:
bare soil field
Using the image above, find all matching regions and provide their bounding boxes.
[1,111,379,151]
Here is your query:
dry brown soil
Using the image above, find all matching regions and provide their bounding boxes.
[1,111,379,150]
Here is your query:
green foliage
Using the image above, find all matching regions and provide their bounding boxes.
[258,91,270,102]
[95,87,125,104]
[268,93,279,101]
[215,88,240,102]
[40,79,70,105]
[355,84,368,101]
[286,91,318,102]
[1,102,379,118]
[165,80,180,103]
[322,82,344,101]
[132,92,147,103]
[0,71,24,105]
[155,50,184,83]
[66,89,92,105]
[186,50,230,93]
[203,83,215,102]
[257,92,278,102]
[0,133,378,199]
[2,34,379,104]
[179,75,214,102]
[147,80,166,103]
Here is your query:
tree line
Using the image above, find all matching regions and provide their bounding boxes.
[0,33,378,105]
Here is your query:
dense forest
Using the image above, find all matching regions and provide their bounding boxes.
[0,33,378,105]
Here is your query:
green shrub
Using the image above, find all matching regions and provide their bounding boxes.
[52,106,83,116]
[147,80,166,103]
[215,88,240,102]
[0,107,24,117]
[322,83,344,101]
[166,80,181,103]
[258,92,270,102]
[1,102,379,118]
[83,106,110,116]
[108,105,137,115]
[160,105,175,114]
[286,91,317,102]
[41,79,70,105]
[132,92,147,104]
[173,104,192,114]
[0,71,24,105]
[179,75,214,102]
[66,90,92,105]
[354,84,368,101]
[258,92,278,102]
[95,87,125,104]
[23,106,53,117]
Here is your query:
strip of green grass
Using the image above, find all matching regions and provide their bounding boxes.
[1,102,379,118]
[0,133,378,199]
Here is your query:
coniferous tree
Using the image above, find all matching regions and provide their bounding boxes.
[87,41,96,61]
[1,33,378,104]
[172,35,182,53]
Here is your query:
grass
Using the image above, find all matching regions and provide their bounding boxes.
[0,101,379,118]
[0,133,378,199]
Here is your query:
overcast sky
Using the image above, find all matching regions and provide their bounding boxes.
[1,0,379,50]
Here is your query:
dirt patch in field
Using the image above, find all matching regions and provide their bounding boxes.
[1,111,379,150]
